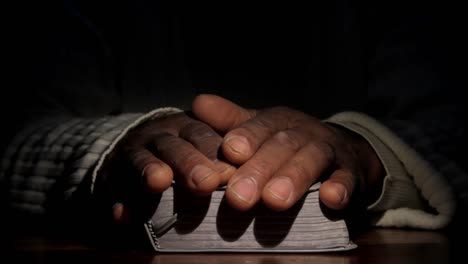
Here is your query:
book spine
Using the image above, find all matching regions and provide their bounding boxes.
[144,220,160,251]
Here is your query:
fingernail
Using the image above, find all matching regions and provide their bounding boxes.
[225,136,250,155]
[230,177,257,203]
[332,183,348,203]
[267,177,294,201]
[190,165,214,186]
[142,163,157,177]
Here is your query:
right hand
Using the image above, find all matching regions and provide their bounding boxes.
[192,94,384,212]
[94,112,236,224]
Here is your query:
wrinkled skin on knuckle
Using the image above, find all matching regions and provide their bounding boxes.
[180,122,222,159]
[244,158,274,183]
[283,161,310,188]
[272,130,302,151]
[180,122,216,139]
[127,149,150,165]
[250,117,276,137]
[151,132,177,152]
[174,150,205,175]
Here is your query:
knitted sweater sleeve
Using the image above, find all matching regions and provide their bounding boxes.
[0,108,181,215]
[326,111,464,230]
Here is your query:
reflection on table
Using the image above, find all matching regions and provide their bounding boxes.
[3,227,456,264]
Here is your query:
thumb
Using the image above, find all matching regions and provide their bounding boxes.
[192,94,255,132]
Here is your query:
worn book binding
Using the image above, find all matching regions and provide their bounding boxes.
[144,183,356,252]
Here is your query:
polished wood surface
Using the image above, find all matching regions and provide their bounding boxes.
[2,227,459,264]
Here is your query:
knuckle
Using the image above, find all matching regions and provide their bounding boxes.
[252,117,275,132]
[153,133,181,152]
[179,123,222,160]
[181,122,217,140]
[272,131,301,150]
[176,151,205,170]
[285,161,310,182]
[268,106,310,128]
[129,149,153,169]
[307,141,335,164]
[244,159,273,181]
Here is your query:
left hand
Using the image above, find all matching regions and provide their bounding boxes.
[192,94,384,211]
[94,111,236,224]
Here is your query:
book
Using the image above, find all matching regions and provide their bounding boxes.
[144,182,356,252]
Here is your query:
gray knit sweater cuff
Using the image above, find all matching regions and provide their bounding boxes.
[326,111,456,229]
[0,107,182,214]
[89,107,183,193]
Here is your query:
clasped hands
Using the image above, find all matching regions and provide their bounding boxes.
[97,94,383,224]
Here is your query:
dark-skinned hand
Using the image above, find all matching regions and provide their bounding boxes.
[192,94,384,211]
[97,94,384,224]
[95,111,236,223]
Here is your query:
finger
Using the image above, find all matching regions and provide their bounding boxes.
[214,159,237,185]
[222,107,300,164]
[262,141,335,211]
[152,132,221,195]
[319,169,356,210]
[225,130,307,211]
[179,120,224,160]
[112,197,162,225]
[112,202,129,224]
[126,148,174,193]
[179,121,237,185]
[192,94,256,132]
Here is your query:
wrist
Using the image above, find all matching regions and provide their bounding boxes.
[357,135,385,205]
[331,124,385,205]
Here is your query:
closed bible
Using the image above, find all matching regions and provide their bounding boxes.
[144,183,356,252]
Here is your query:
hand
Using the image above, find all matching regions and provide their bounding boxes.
[95,112,236,223]
[193,94,384,211]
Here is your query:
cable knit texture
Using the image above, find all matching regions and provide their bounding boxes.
[0,107,181,214]
[326,111,456,229]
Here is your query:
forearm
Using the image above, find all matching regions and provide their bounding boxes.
[0,108,181,216]
[327,112,458,229]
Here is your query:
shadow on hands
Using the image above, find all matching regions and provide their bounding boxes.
[192,94,385,213]
[93,111,236,227]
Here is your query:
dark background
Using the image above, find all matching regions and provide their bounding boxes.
[4,0,465,114]
[3,0,467,183]
[1,0,467,232]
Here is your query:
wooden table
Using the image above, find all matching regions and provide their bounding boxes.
[2,226,460,264]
